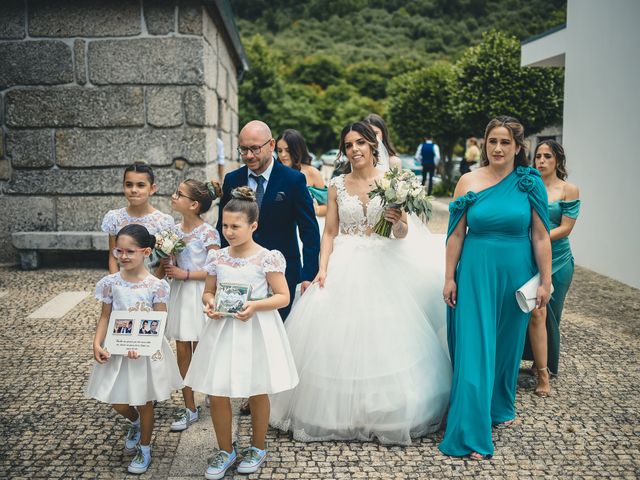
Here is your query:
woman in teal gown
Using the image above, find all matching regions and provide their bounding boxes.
[523,140,580,396]
[440,116,552,459]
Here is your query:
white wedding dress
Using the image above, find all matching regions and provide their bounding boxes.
[270,175,452,445]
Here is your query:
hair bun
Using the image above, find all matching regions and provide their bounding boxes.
[231,186,256,202]
[206,180,222,200]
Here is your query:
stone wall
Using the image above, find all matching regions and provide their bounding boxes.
[0,0,242,263]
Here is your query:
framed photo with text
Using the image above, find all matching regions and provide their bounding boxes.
[214,282,252,317]
[104,310,167,356]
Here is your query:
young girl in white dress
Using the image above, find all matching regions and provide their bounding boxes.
[85,224,183,475]
[102,162,174,274]
[184,187,298,480]
[161,179,222,432]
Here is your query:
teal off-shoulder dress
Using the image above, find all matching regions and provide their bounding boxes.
[522,199,580,375]
[439,166,550,458]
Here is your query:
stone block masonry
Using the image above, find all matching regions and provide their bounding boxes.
[0,1,245,264]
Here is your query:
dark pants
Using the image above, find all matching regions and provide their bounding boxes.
[422,162,435,195]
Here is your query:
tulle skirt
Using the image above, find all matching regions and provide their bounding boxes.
[165,279,207,341]
[185,310,299,398]
[270,220,451,445]
[85,338,183,406]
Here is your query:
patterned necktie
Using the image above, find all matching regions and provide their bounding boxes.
[250,174,265,207]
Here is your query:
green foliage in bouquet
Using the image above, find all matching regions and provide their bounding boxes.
[368,168,433,237]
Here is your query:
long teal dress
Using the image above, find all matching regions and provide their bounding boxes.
[522,199,580,375]
[439,166,550,458]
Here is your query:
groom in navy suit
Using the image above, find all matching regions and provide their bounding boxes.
[216,120,320,320]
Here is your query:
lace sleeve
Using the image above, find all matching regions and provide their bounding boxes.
[328,175,342,190]
[263,249,287,273]
[94,276,113,304]
[201,224,221,248]
[203,249,218,276]
[101,210,117,235]
[152,279,171,305]
[157,213,176,233]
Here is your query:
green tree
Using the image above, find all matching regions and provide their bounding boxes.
[455,29,564,136]
[387,61,459,178]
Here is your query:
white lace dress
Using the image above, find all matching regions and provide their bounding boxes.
[101,208,175,236]
[85,273,183,406]
[165,222,220,341]
[269,174,452,445]
[184,248,299,398]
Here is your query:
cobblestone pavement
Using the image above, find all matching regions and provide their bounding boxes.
[1,202,639,479]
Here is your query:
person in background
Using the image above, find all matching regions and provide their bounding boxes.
[216,131,226,181]
[415,135,441,195]
[276,129,327,219]
[363,113,402,171]
[523,140,580,397]
[460,137,481,175]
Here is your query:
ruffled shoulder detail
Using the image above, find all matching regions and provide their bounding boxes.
[101,209,121,235]
[203,248,219,276]
[559,199,581,219]
[516,167,550,231]
[446,191,478,240]
[94,273,117,303]
[200,223,221,248]
[262,249,286,274]
[151,277,170,305]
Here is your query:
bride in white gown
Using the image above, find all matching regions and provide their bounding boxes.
[270,121,451,445]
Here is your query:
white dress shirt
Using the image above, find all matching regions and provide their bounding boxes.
[247,158,275,193]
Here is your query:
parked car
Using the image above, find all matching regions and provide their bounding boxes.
[309,152,323,171]
[399,154,422,176]
[320,149,340,166]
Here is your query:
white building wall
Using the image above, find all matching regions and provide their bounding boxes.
[562,0,640,288]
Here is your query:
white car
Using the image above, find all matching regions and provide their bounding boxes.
[320,149,340,166]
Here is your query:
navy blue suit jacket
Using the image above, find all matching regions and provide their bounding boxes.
[216,161,321,305]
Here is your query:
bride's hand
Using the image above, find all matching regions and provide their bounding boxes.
[443,279,457,307]
[312,270,327,288]
[383,207,402,224]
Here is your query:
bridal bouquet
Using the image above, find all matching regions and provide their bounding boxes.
[368,168,433,237]
[153,229,186,259]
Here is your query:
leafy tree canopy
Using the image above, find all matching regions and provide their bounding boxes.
[233,1,566,153]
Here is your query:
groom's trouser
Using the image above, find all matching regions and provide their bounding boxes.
[422,162,435,195]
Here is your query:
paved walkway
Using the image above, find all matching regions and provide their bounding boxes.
[1,202,639,479]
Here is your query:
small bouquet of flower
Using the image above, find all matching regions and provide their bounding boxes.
[153,229,186,261]
[368,168,433,237]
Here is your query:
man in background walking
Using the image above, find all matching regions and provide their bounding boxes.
[415,134,440,195]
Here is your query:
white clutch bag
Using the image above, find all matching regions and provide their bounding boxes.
[515,273,554,313]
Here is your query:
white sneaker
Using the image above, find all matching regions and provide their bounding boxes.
[170,407,200,432]
[124,422,141,454]
[127,445,151,474]
[204,448,237,480]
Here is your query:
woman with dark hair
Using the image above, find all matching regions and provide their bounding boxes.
[276,129,327,218]
[270,121,451,445]
[440,116,552,459]
[363,113,402,170]
[523,140,580,396]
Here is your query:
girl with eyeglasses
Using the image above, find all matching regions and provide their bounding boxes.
[102,162,175,274]
[161,179,222,433]
[85,224,182,475]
